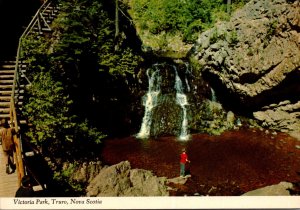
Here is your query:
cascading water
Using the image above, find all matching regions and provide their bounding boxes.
[184,63,191,92]
[136,66,161,139]
[211,87,217,102]
[137,63,190,140]
[174,66,190,141]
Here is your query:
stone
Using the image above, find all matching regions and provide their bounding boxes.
[86,161,169,196]
[242,182,293,196]
[167,176,188,185]
[226,111,235,127]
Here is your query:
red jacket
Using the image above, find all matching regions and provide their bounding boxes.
[180,152,188,164]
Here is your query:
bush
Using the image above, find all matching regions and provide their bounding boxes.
[130,0,250,43]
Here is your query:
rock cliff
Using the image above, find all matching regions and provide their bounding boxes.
[190,0,300,138]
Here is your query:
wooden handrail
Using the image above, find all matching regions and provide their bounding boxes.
[11,0,57,186]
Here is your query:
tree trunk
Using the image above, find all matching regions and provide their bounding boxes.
[115,0,119,38]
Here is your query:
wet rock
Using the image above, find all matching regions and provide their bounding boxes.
[242,181,293,196]
[226,111,235,128]
[151,94,183,137]
[167,176,188,185]
[86,161,169,196]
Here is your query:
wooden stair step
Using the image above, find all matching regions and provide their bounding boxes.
[0,108,10,113]
[18,64,27,68]
[0,91,12,95]
[15,95,24,100]
[0,75,14,79]
[0,96,10,101]
[0,80,14,84]
[15,90,24,94]
[0,60,15,63]
[0,114,10,118]
[0,69,15,74]
[19,120,27,125]
[0,65,15,69]
[0,102,10,107]
[0,85,13,89]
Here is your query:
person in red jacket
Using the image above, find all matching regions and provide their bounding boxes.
[180,148,190,177]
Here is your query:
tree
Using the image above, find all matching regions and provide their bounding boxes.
[115,0,119,38]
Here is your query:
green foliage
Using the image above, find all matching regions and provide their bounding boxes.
[52,0,142,78]
[209,29,220,44]
[130,0,250,43]
[265,19,278,43]
[131,0,217,36]
[23,72,105,155]
[183,19,208,43]
[24,72,72,144]
[21,0,145,158]
[99,47,142,76]
[20,35,51,76]
[53,162,84,193]
[227,29,238,46]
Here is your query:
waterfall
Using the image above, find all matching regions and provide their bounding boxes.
[184,63,191,92]
[211,87,217,102]
[137,63,190,140]
[174,66,190,141]
[136,67,161,139]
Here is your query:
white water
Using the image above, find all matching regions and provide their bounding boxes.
[174,66,190,141]
[137,63,190,140]
[136,67,161,139]
[211,87,217,102]
[184,63,191,92]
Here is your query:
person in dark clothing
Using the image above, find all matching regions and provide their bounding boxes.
[15,175,34,197]
[0,119,16,174]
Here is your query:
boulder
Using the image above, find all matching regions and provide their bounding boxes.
[86,161,169,196]
[242,181,293,196]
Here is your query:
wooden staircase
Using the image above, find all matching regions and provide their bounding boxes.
[0,61,25,122]
[0,0,60,196]
[0,61,14,120]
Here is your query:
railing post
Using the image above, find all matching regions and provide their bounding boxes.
[13,135,25,186]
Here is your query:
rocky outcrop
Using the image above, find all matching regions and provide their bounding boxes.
[86,161,169,196]
[253,100,300,139]
[69,161,103,183]
[190,0,300,137]
[242,181,293,196]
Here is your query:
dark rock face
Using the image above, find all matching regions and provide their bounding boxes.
[70,161,103,184]
[190,0,300,138]
[151,94,183,137]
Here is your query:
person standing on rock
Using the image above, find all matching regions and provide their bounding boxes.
[1,119,16,174]
[180,148,190,177]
